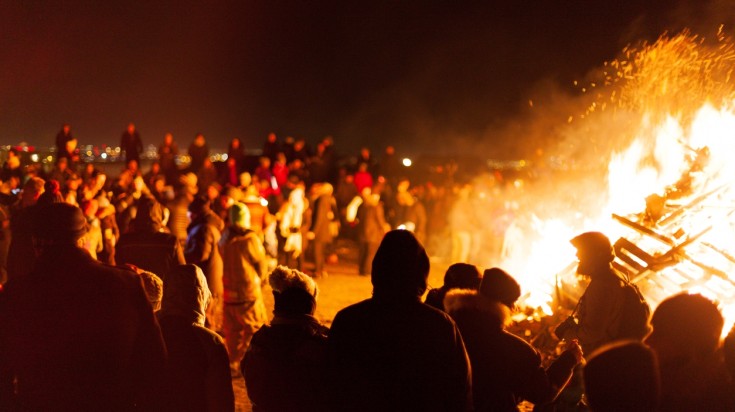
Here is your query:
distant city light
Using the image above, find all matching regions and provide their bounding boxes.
[222,154,229,161]
[30,154,39,162]
[402,158,412,167]
[101,153,108,159]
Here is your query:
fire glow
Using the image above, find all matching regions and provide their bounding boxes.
[488,28,735,333]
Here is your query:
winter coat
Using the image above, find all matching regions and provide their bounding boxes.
[310,193,337,244]
[328,297,472,412]
[185,212,224,298]
[0,244,166,410]
[445,290,577,411]
[242,314,330,412]
[156,264,235,412]
[355,201,387,244]
[219,226,267,303]
[571,268,626,354]
[6,205,38,281]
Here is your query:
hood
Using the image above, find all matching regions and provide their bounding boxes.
[159,264,211,325]
[443,289,510,330]
[131,196,163,232]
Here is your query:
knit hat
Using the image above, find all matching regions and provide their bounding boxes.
[229,202,251,229]
[570,231,614,262]
[371,229,429,299]
[444,263,482,290]
[480,267,521,308]
[269,265,318,315]
[33,202,88,242]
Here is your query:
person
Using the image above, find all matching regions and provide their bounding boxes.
[308,183,337,278]
[1,148,23,183]
[242,265,330,412]
[328,230,472,411]
[116,196,186,282]
[353,188,389,276]
[185,196,225,332]
[121,122,143,165]
[644,293,735,411]
[6,176,45,281]
[155,264,235,412]
[0,202,166,410]
[279,186,310,271]
[188,133,209,174]
[227,137,245,174]
[158,132,179,185]
[554,231,627,354]
[55,123,74,160]
[396,190,427,244]
[583,341,660,412]
[424,262,482,312]
[218,202,268,371]
[262,132,280,163]
[444,267,583,411]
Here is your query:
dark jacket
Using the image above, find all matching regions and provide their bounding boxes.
[0,245,166,411]
[185,212,224,299]
[6,205,37,281]
[445,290,577,411]
[328,297,472,412]
[242,315,330,412]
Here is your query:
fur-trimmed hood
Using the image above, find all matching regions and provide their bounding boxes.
[443,289,511,330]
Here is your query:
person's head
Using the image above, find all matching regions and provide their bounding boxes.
[229,202,251,229]
[188,196,211,220]
[126,159,139,173]
[385,145,395,156]
[570,231,614,276]
[32,203,88,253]
[138,269,163,312]
[645,293,724,361]
[267,132,277,143]
[239,172,252,188]
[62,123,71,134]
[194,133,205,145]
[80,198,99,219]
[160,264,211,325]
[164,132,173,145]
[259,156,271,168]
[479,267,521,309]
[206,182,221,201]
[132,196,164,232]
[371,230,429,300]
[56,157,68,170]
[269,265,319,316]
[229,137,241,149]
[584,341,660,412]
[127,123,135,134]
[444,263,482,291]
[37,179,64,205]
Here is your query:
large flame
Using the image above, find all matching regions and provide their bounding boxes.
[479,29,735,334]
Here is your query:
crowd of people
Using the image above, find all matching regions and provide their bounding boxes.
[2,125,735,411]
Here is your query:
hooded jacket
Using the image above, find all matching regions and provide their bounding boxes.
[444,290,577,411]
[185,211,224,299]
[156,264,234,412]
[219,226,266,303]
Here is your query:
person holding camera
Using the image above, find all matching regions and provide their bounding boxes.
[554,231,627,355]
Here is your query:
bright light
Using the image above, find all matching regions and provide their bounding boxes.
[101,153,108,159]
[30,154,39,162]
[402,158,412,167]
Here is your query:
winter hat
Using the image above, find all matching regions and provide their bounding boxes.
[138,270,163,311]
[132,196,163,232]
[36,179,64,205]
[570,231,614,262]
[371,229,429,299]
[228,202,251,229]
[160,264,211,326]
[444,263,482,290]
[33,202,88,243]
[480,267,521,308]
[269,265,319,315]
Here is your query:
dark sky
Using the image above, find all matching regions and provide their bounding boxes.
[1,0,728,155]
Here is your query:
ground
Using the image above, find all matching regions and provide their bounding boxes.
[232,238,450,411]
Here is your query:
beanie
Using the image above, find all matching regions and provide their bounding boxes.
[269,265,318,316]
[570,231,614,262]
[229,202,251,229]
[480,267,521,308]
[33,203,88,242]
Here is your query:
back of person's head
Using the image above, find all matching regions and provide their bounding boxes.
[132,196,163,232]
[584,341,660,412]
[21,176,45,206]
[228,202,251,229]
[36,179,64,206]
[371,229,429,300]
[138,270,163,311]
[32,202,88,248]
[444,263,482,290]
[646,293,723,359]
[188,195,210,216]
[479,267,521,308]
[570,231,615,263]
[269,265,319,316]
[159,264,211,326]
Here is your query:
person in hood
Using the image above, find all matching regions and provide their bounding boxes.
[424,262,482,312]
[444,267,583,411]
[6,176,45,281]
[242,265,330,412]
[185,195,225,332]
[0,202,166,410]
[155,264,235,412]
[327,229,472,411]
[117,195,185,282]
[219,202,268,372]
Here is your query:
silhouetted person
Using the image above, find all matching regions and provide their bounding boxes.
[116,196,186,282]
[645,293,735,411]
[309,183,337,278]
[354,189,389,276]
[424,262,482,311]
[445,267,583,411]
[6,177,45,281]
[55,123,74,160]
[242,266,329,412]
[0,203,166,410]
[121,122,143,165]
[156,264,235,412]
[328,229,472,411]
[188,133,209,174]
[583,341,660,412]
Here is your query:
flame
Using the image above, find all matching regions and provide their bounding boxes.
[469,30,735,335]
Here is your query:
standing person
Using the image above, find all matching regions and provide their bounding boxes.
[242,266,330,412]
[6,177,45,281]
[328,230,472,411]
[354,189,389,276]
[279,186,310,272]
[308,183,337,278]
[55,123,74,160]
[227,137,245,174]
[0,203,166,410]
[155,264,235,412]
[219,203,268,372]
[262,132,280,163]
[185,196,225,333]
[121,122,143,166]
[158,132,179,185]
[444,268,583,411]
[188,133,209,174]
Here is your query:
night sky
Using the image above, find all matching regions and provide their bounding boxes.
[2,0,731,156]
